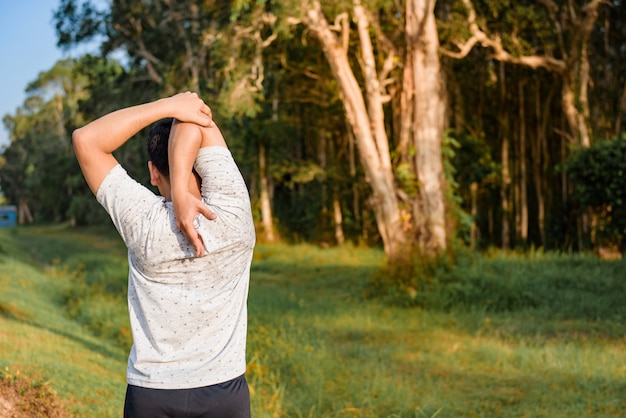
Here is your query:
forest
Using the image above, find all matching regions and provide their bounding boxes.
[2,0,626,263]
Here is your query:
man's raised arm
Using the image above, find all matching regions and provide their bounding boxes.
[169,121,211,256]
[168,120,228,256]
[72,92,212,195]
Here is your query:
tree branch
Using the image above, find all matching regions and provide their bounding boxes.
[442,0,567,74]
[365,8,399,89]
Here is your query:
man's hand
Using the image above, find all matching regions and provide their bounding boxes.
[165,92,213,128]
[173,191,216,256]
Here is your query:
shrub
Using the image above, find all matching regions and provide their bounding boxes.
[563,135,626,254]
[368,249,626,321]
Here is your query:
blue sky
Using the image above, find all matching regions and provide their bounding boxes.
[0,0,100,148]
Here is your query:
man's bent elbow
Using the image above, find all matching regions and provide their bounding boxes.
[72,128,89,158]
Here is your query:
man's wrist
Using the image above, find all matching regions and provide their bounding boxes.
[150,98,172,121]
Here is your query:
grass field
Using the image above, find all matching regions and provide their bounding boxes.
[0,225,625,417]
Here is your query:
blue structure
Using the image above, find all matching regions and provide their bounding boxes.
[0,206,17,227]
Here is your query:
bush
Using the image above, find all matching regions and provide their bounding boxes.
[563,135,626,253]
[369,249,626,321]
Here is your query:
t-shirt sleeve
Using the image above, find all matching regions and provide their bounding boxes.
[194,147,251,208]
[193,147,254,244]
[96,165,164,247]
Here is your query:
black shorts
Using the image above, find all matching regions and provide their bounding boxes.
[123,374,250,418]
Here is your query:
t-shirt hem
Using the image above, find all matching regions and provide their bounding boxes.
[126,366,247,390]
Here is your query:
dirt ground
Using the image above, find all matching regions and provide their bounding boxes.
[0,378,67,418]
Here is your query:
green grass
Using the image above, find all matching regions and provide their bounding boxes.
[0,225,625,417]
[0,225,127,416]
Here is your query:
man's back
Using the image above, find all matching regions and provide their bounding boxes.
[97,146,255,389]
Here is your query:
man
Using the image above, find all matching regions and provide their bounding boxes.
[72,92,256,417]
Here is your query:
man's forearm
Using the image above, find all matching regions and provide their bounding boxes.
[168,120,227,197]
[168,121,203,199]
[169,121,216,256]
[73,100,172,195]
[74,100,169,156]
[73,92,211,195]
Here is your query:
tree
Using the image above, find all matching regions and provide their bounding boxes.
[438,0,613,250]
[442,0,609,147]
[0,59,90,224]
[300,0,448,258]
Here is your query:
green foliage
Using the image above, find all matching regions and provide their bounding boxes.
[442,131,469,244]
[456,0,557,55]
[563,136,626,252]
[369,247,626,323]
[445,131,499,245]
[450,132,499,190]
[0,59,96,224]
[54,0,104,49]
[459,132,499,242]
[395,161,419,199]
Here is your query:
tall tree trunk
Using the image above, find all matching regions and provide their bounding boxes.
[332,187,345,245]
[328,131,345,245]
[258,140,277,243]
[318,124,329,234]
[18,198,33,225]
[616,81,626,138]
[408,0,447,253]
[532,81,553,246]
[501,135,511,249]
[470,182,478,248]
[348,128,361,228]
[499,62,511,249]
[54,95,67,142]
[514,128,520,244]
[303,1,407,258]
[399,2,425,241]
[561,79,591,146]
[518,81,528,242]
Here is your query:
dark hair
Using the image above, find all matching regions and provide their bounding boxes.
[147,118,173,178]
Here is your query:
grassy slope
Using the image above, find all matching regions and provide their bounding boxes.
[1,225,625,417]
[0,225,127,417]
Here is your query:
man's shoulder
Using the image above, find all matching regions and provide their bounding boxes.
[194,146,234,174]
[96,164,162,222]
[96,164,128,201]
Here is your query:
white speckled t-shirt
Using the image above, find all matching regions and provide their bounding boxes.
[96,146,255,389]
